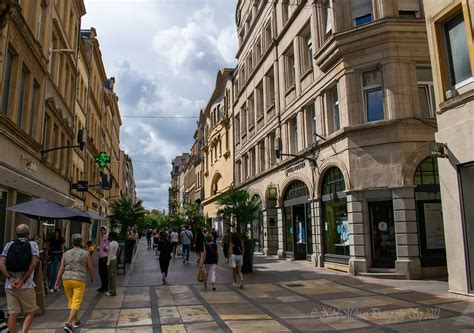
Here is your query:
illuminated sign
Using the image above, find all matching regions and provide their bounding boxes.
[95,152,111,169]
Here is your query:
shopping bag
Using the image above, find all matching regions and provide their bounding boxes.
[197,266,207,282]
[228,254,236,268]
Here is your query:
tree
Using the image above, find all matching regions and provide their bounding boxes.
[216,186,261,237]
[109,197,146,239]
[182,203,205,232]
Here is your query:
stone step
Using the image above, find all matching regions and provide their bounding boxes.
[357,271,406,280]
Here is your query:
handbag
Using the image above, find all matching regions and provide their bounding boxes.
[197,265,207,282]
[228,254,236,268]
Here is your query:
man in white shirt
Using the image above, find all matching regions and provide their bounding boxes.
[170,229,179,258]
[180,226,193,263]
[106,232,118,296]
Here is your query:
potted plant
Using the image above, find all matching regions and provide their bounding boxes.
[109,197,145,263]
[217,186,261,273]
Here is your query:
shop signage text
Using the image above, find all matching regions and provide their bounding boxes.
[284,162,306,177]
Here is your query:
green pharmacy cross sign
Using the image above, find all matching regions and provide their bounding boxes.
[95,152,111,169]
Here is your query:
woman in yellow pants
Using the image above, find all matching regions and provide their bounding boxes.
[55,234,94,332]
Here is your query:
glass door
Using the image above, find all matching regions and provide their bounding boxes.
[284,207,294,254]
[293,204,307,260]
[460,164,474,291]
[370,201,396,268]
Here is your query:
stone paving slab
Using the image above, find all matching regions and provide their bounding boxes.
[4,239,473,332]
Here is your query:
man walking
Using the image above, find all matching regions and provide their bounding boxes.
[96,226,109,292]
[0,224,39,333]
[170,229,179,258]
[146,229,153,250]
[180,226,193,263]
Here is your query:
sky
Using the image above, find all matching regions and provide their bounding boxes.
[82,0,238,211]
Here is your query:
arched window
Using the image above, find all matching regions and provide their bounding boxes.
[284,180,309,201]
[414,157,439,185]
[211,173,222,195]
[321,167,345,195]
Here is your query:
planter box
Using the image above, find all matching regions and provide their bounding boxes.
[124,239,136,263]
[242,240,255,274]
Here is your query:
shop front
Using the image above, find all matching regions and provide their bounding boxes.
[283,180,313,260]
[251,195,264,253]
[321,167,349,265]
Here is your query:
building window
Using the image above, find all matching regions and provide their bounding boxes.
[269,131,276,166]
[414,157,439,185]
[301,29,313,73]
[290,117,298,153]
[328,85,340,132]
[306,103,317,145]
[259,140,265,173]
[417,66,435,118]
[283,0,290,24]
[265,68,275,109]
[235,114,240,143]
[1,49,15,115]
[28,82,40,137]
[324,0,333,38]
[363,68,384,122]
[398,0,420,18]
[17,67,30,128]
[241,106,247,135]
[256,82,264,120]
[250,147,256,177]
[352,0,372,27]
[248,94,255,129]
[444,12,471,87]
[285,47,296,89]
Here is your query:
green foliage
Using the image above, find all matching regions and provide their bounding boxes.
[182,203,205,232]
[109,197,146,239]
[217,186,261,239]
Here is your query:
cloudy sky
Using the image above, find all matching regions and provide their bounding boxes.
[83,0,238,211]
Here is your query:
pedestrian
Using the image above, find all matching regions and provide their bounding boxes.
[0,224,39,333]
[48,228,64,293]
[180,226,193,263]
[200,234,218,290]
[194,228,204,263]
[146,229,153,250]
[223,229,231,259]
[211,228,218,244]
[54,234,94,332]
[170,229,179,258]
[106,232,118,296]
[228,232,245,288]
[86,240,94,256]
[96,226,109,292]
[158,232,173,281]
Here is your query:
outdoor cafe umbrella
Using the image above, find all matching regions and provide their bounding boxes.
[6,198,94,223]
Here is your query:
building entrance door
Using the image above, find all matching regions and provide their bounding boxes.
[370,201,396,268]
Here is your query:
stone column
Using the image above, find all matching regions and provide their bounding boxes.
[393,187,421,279]
[348,192,368,275]
[296,110,304,152]
[311,199,323,267]
[277,207,286,258]
[293,36,302,96]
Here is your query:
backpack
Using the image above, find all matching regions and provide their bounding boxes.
[6,239,32,272]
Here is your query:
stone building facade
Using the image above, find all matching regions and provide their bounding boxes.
[0,1,130,246]
[201,69,234,234]
[233,0,445,279]
[423,0,473,297]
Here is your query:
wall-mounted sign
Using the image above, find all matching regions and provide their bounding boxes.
[20,154,37,173]
[284,162,306,177]
[267,186,278,200]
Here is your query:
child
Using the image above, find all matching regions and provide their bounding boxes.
[87,240,95,256]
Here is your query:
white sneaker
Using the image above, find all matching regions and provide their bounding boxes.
[232,282,238,287]
[49,289,55,294]
[105,291,112,296]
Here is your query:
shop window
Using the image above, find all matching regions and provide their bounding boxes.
[322,167,345,195]
[363,68,384,122]
[459,163,474,291]
[352,0,372,27]
[444,12,472,87]
[417,66,436,118]
[414,157,439,185]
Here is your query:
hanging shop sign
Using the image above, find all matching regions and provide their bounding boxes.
[267,186,278,200]
[20,154,37,173]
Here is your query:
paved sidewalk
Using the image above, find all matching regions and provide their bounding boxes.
[2,238,474,332]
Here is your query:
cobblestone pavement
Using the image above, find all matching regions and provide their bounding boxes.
[2,239,474,332]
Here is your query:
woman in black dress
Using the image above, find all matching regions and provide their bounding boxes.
[194,228,205,263]
[158,232,173,281]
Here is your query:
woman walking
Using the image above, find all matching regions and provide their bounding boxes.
[106,232,118,296]
[54,234,94,332]
[158,232,173,281]
[200,234,218,290]
[194,228,205,264]
[228,232,244,288]
[48,229,65,293]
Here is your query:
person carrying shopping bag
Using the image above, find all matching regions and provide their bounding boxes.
[200,234,218,291]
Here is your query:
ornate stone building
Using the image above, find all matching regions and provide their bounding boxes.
[233,0,444,279]
[423,0,473,298]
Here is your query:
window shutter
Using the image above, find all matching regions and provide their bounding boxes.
[398,0,420,12]
[351,0,372,19]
